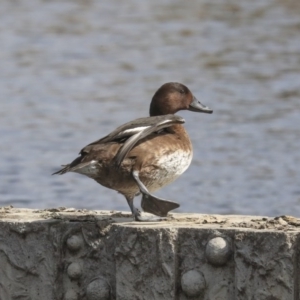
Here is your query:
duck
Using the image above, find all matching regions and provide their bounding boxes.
[53,82,213,221]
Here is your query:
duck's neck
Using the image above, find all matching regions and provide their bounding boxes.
[169,123,188,136]
[168,124,192,153]
[149,100,177,116]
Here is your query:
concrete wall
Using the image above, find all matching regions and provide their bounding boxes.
[0,207,299,300]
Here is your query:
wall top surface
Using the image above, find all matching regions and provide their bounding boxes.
[1,206,299,232]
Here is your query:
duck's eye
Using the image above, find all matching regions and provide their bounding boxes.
[179,89,185,94]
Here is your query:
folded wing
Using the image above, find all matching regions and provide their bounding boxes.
[114,115,185,167]
[53,114,185,175]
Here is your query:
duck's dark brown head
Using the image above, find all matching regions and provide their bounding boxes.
[149,82,213,116]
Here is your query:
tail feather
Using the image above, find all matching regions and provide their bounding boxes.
[52,156,84,175]
[52,164,71,175]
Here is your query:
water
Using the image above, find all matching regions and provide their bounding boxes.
[1,0,300,217]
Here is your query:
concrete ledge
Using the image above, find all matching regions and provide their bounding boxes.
[1,207,300,299]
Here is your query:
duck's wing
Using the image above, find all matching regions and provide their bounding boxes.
[87,114,184,145]
[52,115,185,175]
[114,115,185,167]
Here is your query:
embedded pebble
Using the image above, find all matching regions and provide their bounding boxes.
[181,270,206,297]
[67,262,82,279]
[205,237,231,266]
[86,279,110,300]
[67,235,83,252]
[64,289,78,300]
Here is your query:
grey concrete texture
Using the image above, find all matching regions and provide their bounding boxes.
[1,206,300,300]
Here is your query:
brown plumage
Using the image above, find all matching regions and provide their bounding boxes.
[53,82,213,221]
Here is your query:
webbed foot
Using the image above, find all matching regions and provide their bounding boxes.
[141,194,179,217]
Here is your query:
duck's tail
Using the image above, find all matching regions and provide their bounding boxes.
[52,156,84,175]
[52,164,71,175]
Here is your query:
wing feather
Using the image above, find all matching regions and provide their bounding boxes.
[85,115,183,144]
[114,115,185,167]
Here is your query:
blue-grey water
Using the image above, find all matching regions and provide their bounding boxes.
[1,0,300,217]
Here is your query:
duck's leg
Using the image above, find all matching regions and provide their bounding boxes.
[132,170,180,217]
[125,195,166,222]
[125,195,142,221]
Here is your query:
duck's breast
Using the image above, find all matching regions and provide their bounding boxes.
[142,149,193,192]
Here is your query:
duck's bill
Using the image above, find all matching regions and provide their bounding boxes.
[188,96,213,114]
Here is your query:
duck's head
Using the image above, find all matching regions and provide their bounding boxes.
[150,82,213,116]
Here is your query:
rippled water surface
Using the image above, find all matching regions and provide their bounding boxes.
[1,0,300,216]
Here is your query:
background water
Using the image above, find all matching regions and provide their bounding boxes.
[1,0,300,217]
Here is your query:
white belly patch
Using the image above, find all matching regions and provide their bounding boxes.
[147,150,193,191]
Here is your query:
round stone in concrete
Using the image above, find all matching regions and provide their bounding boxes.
[67,235,83,252]
[205,237,231,266]
[67,262,82,279]
[181,270,206,297]
[86,279,110,300]
[64,289,78,300]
